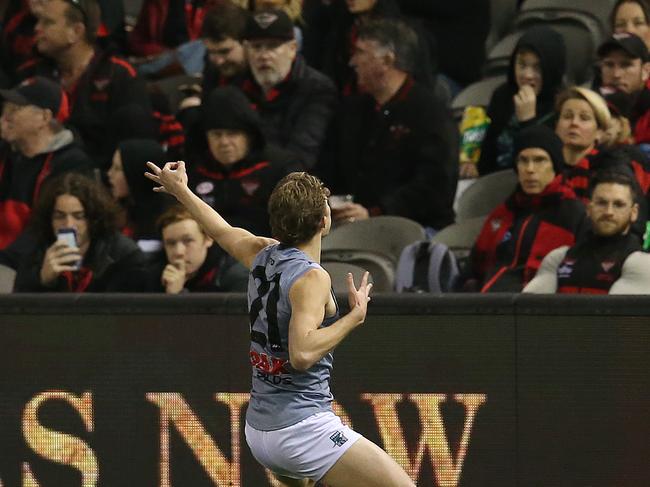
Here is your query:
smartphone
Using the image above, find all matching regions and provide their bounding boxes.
[56,228,81,270]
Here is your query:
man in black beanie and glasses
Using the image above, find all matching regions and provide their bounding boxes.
[463,125,588,292]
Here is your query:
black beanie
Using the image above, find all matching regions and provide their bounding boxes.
[513,125,565,174]
[202,86,265,150]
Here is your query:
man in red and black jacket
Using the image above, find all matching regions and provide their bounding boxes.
[0,76,94,252]
[16,0,151,168]
[186,85,295,237]
[524,169,650,294]
[240,9,337,170]
[466,125,587,293]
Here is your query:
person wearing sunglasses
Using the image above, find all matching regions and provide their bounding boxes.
[17,0,151,170]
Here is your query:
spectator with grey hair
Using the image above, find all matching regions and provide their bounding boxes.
[317,0,437,96]
[321,17,458,231]
[240,9,337,169]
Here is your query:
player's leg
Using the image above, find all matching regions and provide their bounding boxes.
[273,475,315,487]
[320,437,415,487]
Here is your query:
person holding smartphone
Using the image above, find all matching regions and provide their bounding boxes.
[13,172,148,292]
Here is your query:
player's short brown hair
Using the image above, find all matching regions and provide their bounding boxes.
[268,172,329,246]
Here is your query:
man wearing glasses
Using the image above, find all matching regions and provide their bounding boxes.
[17,0,151,169]
[240,9,336,170]
[524,169,650,294]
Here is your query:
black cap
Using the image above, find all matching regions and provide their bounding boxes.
[513,125,565,174]
[0,76,69,122]
[597,32,649,62]
[244,10,294,41]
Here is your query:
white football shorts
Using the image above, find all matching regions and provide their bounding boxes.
[245,410,362,481]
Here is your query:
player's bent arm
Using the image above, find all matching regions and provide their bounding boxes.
[522,246,568,293]
[610,252,650,294]
[288,269,364,372]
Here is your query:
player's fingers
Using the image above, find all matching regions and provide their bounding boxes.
[360,271,369,289]
[347,272,357,292]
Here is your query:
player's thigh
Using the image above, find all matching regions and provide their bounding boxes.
[273,474,314,487]
[321,437,415,487]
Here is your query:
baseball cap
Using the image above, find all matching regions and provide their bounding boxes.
[244,10,294,41]
[597,32,649,62]
[0,77,70,122]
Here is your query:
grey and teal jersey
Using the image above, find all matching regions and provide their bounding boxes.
[246,244,339,431]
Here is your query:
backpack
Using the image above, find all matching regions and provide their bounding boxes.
[395,241,459,293]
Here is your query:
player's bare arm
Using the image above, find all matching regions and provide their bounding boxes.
[288,269,372,371]
[145,161,277,268]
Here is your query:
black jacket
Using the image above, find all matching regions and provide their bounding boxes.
[241,56,337,170]
[14,232,148,292]
[17,49,152,168]
[478,26,566,175]
[0,132,95,250]
[324,77,458,229]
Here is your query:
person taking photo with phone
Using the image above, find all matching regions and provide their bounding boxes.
[13,172,148,292]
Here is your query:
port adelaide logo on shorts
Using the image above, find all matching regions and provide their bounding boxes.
[329,431,348,448]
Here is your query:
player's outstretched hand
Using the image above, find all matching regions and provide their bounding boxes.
[347,271,372,325]
[144,161,189,200]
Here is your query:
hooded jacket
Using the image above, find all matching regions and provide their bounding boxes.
[478,26,566,175]
[0,131,94,249]
[188,86,292,236]
[117,138,169,241]
[470,176,586,292]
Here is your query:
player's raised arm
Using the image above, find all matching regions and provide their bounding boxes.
[145,161,277,268]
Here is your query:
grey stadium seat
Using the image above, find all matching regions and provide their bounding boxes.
[321,262,373,294]
[456,169,518,221]
[322,216,426,266]
[451,75,507,120]
[431,216,487,257]
[486,0,520,52]
[0,264,16,294]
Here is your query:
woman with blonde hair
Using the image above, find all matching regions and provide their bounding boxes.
[556,86,650,202]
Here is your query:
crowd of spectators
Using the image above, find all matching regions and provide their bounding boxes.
[1,0,650,295]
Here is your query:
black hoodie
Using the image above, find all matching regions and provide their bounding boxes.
[117,139,169,241]
[478,26,567,175]
[188,86,292,237]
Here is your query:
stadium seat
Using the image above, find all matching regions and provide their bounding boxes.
[321,251,395,292]
[484,31,523,78]
[431,216,487,255]
[486,0,519,52]
[322,216,426,266]
[451,75,506,120]
[321,261,373,294]
[0,264,16,294]
[517,0,616,37]
[456,169,518,221]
